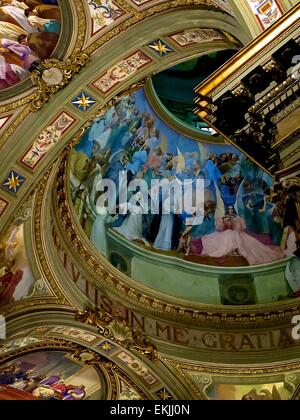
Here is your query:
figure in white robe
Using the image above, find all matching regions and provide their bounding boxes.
[153,181,182,251]
[114,191,149,244]
[1,6,37,33]
[90,209,117,257]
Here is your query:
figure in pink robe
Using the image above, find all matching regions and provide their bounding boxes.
[201,206,285,266]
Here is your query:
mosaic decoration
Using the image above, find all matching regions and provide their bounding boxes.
[170,29,224,47]
[116,351,158,385]
[48,327,99,344]
[0,0,61,91]
[0,351,103,400]
[246,0,283,30]
[98,340,116,353]
[0,198,8,217]
[1,170,25,195]
[156,387,173,400]
[147,39,174,57]
[71,91,97,112]
[21,112,76,169]
[92,51,152,94]
[88,0,126,36]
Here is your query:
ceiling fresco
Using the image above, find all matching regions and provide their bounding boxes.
[0,350,103,400]
[70,88,294,267]
[0,0,299,402]
[0,0,61,91]
[183,367,300,400]
[64,86,297,306]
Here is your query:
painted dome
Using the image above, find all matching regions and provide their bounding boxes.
[67,86,294,305]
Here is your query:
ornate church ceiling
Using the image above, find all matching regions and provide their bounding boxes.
[0,0,299,401]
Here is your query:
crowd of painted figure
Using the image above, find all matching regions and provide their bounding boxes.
[0,363,86,400]
[0,0,61,89]
[70,93,296,266]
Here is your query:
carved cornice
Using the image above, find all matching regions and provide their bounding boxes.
[30,54,90,111]
[50,148,300,330]
[29,170,73,309]
[168,358,300,377]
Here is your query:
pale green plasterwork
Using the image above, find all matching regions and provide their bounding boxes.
[0,8,247,233]
[106,229,291,304]
[0,0,74,102]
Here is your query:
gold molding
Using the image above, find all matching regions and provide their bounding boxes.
[30,54,90,111]
[76,307,158,362]
[84,0,232,57]
[0,336,151,400]
[168,358,300,376]
[195,3,300,96]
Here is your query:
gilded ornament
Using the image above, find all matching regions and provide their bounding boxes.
[30,54,90,111]
[76,307,158,362]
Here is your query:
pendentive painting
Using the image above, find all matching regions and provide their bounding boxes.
[0,0,61,90]
[0,222,37,308]
[0,351,103,400]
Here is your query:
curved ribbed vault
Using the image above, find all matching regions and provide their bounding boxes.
[0,0,300,401]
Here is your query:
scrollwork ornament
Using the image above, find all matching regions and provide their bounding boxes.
[30,53,90,111]
[76,307,158,362]
[71,346,105,365]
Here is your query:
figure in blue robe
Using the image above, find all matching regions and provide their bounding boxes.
[204,156,222,184]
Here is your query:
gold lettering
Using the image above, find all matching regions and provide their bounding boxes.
[129,312,145,332]
[101,295,113,314]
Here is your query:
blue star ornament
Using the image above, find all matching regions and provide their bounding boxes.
[71,92,96,112]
